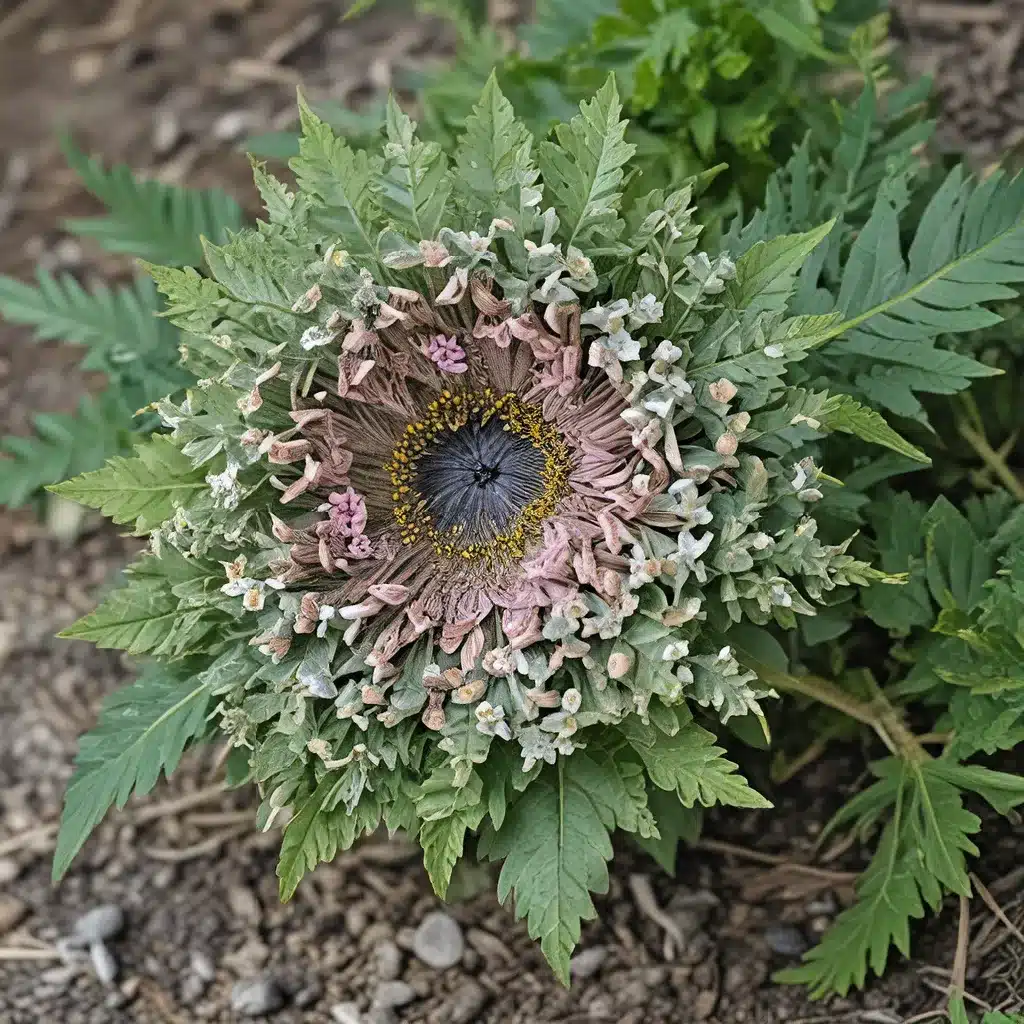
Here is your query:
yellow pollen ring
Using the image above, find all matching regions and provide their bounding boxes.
[384,390,571,565]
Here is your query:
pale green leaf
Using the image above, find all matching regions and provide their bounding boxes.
[819,394,930,464]
[50,434,206,533]
[538,75,635,247]
[53,664,210,880]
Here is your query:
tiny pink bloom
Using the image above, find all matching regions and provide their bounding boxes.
[347,534,373,559]
[324,488,368,537]
[426,333,469,374]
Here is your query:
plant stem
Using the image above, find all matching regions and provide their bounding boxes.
[959,422,1024,502]
[745,660,928,764]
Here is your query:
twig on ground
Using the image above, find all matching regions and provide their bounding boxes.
[971,872,1024,947]
[628,874,684,960]
[130,782,228,824]
[142,823,250,863]
[695,838,858,883]
[0,947,64,961]
[0,823,57,857]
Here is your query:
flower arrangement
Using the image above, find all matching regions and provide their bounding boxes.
[52,76,925,983]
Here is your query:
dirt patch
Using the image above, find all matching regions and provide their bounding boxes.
[1,1,1022,1022]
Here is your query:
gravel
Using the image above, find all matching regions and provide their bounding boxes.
[331,1003,364,1024]
[71,904,125,945]
[231,975,286,1017]
[763,924,810,957]
[412,910,464,970]
[371,980,417,1009]
[88,941,118,986]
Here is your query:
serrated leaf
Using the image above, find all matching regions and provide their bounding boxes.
[373,95,452,240]
[819,393,929,463]
[290,94,381,259]
[421,801,486,898]
[0,395,133,509]
[50,434,206,533]
[52,664,210,880]
[0,271,186,396]
[453,71,538,228]
[61,134,242,267]
[780,759,983,997]
[924,497,993,612]
[619,713,772,809]
[632,786,702,876]
[538,75,635,247]
[477,754,623,985]
[278,774,351,900]
[727,220,835,313]
[59,554,221,658]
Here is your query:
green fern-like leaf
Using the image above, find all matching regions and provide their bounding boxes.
[61,135,243,267]
[0,395,133,509]
[808,167,1024,422]
[778,757,1024,997]
[289,95,382,259]
[59,553,224,658]
[50,434,207,534]
[478,754,627,985]
[618,712,773,809]
[0,270,188,399]
[819,393,929,463]
[52,662,211,880]
[538,75,635,248]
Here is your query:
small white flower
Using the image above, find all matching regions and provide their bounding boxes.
[662,640,690,662]
[540,689,582,740]
[316,604,336,638]
[652,339,682,364]
[299,325,338,350]
[670,529,714,583]
[560,688,582,714]
[668,479,713,527]
[629,293,664,327]
[518,726,558,772]
[206,460,241,509]
[770,584,793,608]
[718,646,733,661]
[475,701,512,741]
[764,344,785,358]
[628,545,658,588]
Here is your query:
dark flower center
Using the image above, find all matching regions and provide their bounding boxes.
[415,417,548,542]
[385,390,572,563]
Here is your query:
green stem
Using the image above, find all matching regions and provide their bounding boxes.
[745,660,928,764]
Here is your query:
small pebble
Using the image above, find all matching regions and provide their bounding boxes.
[72,905,125,945]
[345,905,368,938]
[181,974,208,1005]
[372,940,402,980]
[0,856,20,884]
[0,896,28,935]
[231,976,285,1017]
[190,950,216,982]
[213,110,251,142]
[570,946,608,980]
[228,885,263,926]
[331,1004,363,1024]
[371,981,417,1009]
[412,911,464,969]
[89,941,118,986]
[763,923,809,957]
[694,990,717,1020]
[442,979,490,1024]
[294,981,322,1008]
